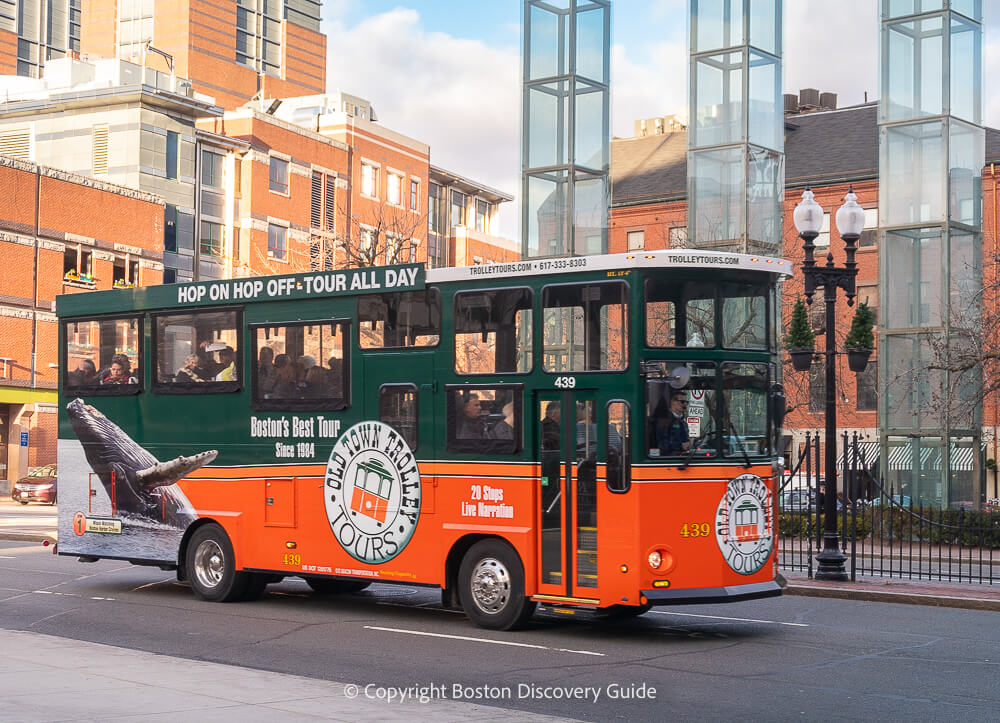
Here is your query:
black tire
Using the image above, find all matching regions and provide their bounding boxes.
[185,523,253,602]
[18,500,28,505]
[305,577,372,594]
[458,539,536,630]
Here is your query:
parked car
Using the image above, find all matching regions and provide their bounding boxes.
[11,465,58,505]
[781,489,815,511]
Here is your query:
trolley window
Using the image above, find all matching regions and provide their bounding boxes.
[721,281,768,349]
[542,281,628,372]
[152,309,241,394]
[252,320,349,411]
[63,315,142,394]
[722,362,769,457]
[454,288,533,374]
[446,385,522,454]
[358,289,441,349]
[644,278,716,348]
[606,401,631,492]
[645,361,717,459]
[379,384,418,450]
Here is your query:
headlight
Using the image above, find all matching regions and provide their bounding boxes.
[648,550,662,569]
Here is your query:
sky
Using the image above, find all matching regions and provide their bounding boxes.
[321,1,1000,240]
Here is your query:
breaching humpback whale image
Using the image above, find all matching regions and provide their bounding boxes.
[66,398,216,526]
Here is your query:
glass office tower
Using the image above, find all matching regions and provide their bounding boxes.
[687,0,783,254]
[878,0,984,507]
[521,0,611,258]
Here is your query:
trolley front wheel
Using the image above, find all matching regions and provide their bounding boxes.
[458,539,535,630]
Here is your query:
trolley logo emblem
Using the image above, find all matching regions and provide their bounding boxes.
[324,421,420,564]
[715,474,773,575]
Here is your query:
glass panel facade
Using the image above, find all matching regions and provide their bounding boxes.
[525,171,569,257]
[575,82,607,169]
[690,146,743,248]
[573,174,607,256]
[949,14,981,123]
[747,146,782,251]
[948,119,984,227]
[522,1,610,259]
[692,0,744,52]
[527,82,568,169]
[885,228,942,328]
[575,4,608,82]
[748,0,778,55]
[949,229,980,328]
[692,51,743,148]
[884,333,941,431]
[881,120,944,225]
[747,51,780,151]
[883,16,944,121]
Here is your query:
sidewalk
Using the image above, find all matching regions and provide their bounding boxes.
[0,629,578,722]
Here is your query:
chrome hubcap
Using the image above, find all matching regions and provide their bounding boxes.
[193,539,225,589]
[470,557,510,614]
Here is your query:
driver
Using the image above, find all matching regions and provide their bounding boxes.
[656,391,691,456]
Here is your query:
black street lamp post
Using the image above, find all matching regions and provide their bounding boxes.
[792,186,866,581]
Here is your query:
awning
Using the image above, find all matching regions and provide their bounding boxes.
[884,443,983,472]
[836,442,880,470]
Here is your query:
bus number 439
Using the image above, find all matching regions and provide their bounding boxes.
[554,376,576,389]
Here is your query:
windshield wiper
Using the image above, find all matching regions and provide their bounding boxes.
[728,419,752,469]
[679,432,707,470]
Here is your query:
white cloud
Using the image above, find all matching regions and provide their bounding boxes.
[611,40,688,136]
[324,9,522,239]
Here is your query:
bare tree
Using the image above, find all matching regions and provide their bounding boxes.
[336,201,428,269]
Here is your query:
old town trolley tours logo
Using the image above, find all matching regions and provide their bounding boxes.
[714,473,774,575]
[324,421,420,564]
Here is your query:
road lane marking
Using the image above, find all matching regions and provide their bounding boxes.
[648,611,808,627]
[364,625,605,656]
[30,589,115,601]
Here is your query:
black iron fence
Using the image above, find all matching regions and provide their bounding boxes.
[778,432,1000,584]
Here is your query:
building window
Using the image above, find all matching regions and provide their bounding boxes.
[668,225,688,248]
[166,131,178,180]
[428,182,444,234]
[857,360,877,411]
[200,221,224,257]
[163,268,177,284]
[164,204,177,253]
[311,172,322,228]
[451,190,466,227]
[475,199,488,232]
[92,124,108,175]
[387,172,402,206]
[269,156,288,194]
[267,223,287,260]
[202,150,224,188]
[814,212,831,247]
[627,230,644,251]
[410,179,420,211]
[361,162,377,198]
[860,207,879,247]
[63,245,94,284]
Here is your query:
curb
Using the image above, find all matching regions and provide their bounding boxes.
[0,532,56,544]
[784,582,1000,612]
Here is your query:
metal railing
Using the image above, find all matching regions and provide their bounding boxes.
[778,432,1000,585]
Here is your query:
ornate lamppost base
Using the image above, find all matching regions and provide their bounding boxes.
[815,533,848,581]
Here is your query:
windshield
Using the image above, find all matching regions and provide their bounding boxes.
[29,466,56,477]
[643,361,773,461]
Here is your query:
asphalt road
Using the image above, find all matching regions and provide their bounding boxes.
[2,539,1000,722]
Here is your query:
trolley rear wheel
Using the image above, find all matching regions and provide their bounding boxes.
[185,523,255,602]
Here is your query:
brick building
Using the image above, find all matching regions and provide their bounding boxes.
[610,96,1000,475]
[0,156,163,491]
